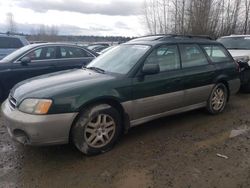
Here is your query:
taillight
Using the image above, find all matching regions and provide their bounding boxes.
[234,60,240,72]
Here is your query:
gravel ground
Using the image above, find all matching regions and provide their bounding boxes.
[1,93,250,188]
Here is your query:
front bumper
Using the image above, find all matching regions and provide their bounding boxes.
[1,100,77,145]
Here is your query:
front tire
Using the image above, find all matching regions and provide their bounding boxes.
[72,104,122,155]
[207,83,228,114]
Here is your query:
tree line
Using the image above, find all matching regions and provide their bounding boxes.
[143,0,250,38]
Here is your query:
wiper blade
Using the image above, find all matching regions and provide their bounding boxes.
[87,66,105,73]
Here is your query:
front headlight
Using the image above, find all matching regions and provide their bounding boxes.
[19,99,52,115]
[234,56,250,66]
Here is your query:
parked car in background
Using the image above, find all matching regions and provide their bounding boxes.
[87,44,109,53]
[0,43,97,100]
[1,35,240,155]
[0,34,29,60]
[218,35,250,92]
[98,46,116,55]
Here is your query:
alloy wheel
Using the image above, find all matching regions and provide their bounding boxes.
[84,114,116,148]
[211,87,225,111]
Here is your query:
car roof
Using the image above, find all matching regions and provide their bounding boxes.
[0,34,24,38]
[126,34,219,46]
[26,43,99,56]
[25,42,92,49]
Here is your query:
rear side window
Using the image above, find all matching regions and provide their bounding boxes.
[179,44,209,68]
[25,47,56,61]
[201,45,232,63]
[145,45,180,72]
[0,37,23,49]
[59,47,93,58]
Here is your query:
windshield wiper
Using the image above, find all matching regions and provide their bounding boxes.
[87,67,105,74]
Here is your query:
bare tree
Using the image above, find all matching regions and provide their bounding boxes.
[243,0,250,34]
[142,0,250,37]
[32,24,59,42]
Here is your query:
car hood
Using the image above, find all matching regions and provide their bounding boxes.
[228,50,250,58]
[11,68,115,103]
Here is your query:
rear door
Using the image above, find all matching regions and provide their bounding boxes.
[131,44,184,122]
[53,46,95,71]
[201,44,239,92]
[179,44,217,106]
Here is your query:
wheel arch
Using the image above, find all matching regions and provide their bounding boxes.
[69,96,130,143]
[214,76,230,101]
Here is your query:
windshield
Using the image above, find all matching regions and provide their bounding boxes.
[218,37,250,50]
[86,44,151,75]
[1,45,34,62]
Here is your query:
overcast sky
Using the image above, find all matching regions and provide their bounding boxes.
[0,0,146,36]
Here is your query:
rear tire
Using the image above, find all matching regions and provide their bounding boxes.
[207,83,228,114]
[71,104,122,155]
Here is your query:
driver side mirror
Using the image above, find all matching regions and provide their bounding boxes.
[142,64,160,75]
[20,56,31,65]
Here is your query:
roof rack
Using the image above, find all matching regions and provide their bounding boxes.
[131,34,213,42]
[163,34,213,40]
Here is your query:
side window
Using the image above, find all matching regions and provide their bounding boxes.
[25,47,56,61]
[45,47,56,59]
[180,44,209,68]
[145,45,180,72]
[201,45,231,63]
[59,47,93,58]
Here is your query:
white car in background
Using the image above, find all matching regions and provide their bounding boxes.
[218,35,250,92]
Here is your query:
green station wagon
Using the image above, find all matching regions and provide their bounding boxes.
[1,35,240,155]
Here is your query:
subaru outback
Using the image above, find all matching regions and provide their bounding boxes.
[1,35,240,155]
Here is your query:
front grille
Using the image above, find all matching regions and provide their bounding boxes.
[9,96,17,109]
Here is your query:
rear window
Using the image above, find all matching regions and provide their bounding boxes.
[0,37,23,49]
[201,45,232,63]
[218,37,250,50]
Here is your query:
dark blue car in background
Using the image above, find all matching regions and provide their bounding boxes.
[0,43,97,100]
[0,34,29,60]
